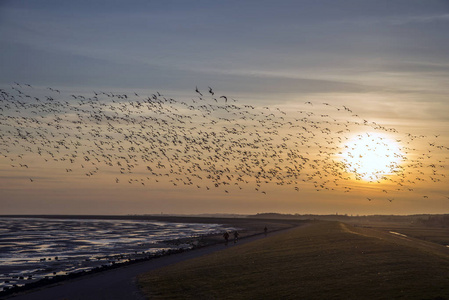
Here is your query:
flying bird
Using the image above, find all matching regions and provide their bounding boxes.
[0,83,445,200]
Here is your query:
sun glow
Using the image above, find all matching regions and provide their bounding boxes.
[340,132,403,181]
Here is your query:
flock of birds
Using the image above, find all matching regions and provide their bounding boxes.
[0,83,448,203]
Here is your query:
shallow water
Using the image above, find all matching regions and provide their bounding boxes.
[389,231,408,238]
[0,217,234,291]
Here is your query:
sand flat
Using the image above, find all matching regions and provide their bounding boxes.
[4,217,298,299]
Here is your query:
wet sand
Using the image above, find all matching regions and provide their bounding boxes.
[3,216,304,299]
[0,216,240,291]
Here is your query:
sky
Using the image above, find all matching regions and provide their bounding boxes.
[1,0,448,215]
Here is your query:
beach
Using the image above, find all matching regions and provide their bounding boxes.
[0,216,240,292]
[2,215,302,299]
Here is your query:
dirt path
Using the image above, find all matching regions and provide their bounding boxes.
[5,228,294,300]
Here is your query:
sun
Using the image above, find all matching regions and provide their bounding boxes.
[340,132,403,181]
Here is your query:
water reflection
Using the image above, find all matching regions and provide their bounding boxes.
[0,217,233,292]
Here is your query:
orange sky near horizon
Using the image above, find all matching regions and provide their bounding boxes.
[1,85,447,215]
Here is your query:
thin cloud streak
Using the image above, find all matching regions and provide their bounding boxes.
[0,1,448,215]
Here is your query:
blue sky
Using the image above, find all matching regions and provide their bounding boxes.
[1,0,448,98]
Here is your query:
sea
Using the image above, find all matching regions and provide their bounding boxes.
[0,217,235,292]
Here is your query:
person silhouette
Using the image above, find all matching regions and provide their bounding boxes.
[223,231,230,245]
[264,226,268,236]
[233,231,239,243]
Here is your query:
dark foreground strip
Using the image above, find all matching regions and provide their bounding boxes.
[3,226,295,300]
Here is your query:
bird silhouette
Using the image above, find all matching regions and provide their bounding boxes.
[0,83,446,201]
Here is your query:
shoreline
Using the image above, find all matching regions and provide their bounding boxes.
[1,216,236,295]
[1,216,304,299]
[1,245,198,298]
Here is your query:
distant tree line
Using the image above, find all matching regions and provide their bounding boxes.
[416,215,449,227]
[248,213,449,227]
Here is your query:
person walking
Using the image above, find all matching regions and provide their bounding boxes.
[233,231,239,243]
[223,231,230,245]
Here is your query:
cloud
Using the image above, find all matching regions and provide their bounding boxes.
[332,13,449,27]
[386,14,449,25]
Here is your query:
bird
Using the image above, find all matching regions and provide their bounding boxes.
[0,83,446,200]
[195,86,203,96]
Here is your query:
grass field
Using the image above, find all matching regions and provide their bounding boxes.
[352,222,449,246]
[138,221,449,299]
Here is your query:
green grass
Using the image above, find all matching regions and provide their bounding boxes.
[138,221,449,299]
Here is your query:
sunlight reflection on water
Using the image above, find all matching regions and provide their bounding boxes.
[0,217,234,291]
